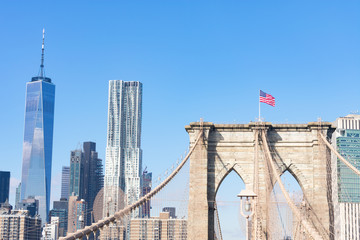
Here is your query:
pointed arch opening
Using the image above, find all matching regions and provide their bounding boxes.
[269,169,304,239]
[215,169,246,240]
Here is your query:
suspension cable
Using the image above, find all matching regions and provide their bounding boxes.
[260,129,324,240]
[214,201,223,240]
[60,129,204,240]
[319,133,360,177]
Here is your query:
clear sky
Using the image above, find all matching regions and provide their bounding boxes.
[1,1,359,238]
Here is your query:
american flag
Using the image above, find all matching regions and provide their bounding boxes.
[260,90,275,107]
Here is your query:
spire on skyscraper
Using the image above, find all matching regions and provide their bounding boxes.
[21,28,56,223]
[32,28,51,83]
[40,28,45,78]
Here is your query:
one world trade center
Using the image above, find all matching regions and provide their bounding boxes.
[20,29,55,223]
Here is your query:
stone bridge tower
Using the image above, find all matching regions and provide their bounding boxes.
[186,122,335,240]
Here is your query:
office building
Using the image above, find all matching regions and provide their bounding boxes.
[141,170,152,218]
[100,225,126,240]
[70,149,83,197]
[20,29,55,223]
[17,196,39,218]
[83,142,103,225]
[50,198,68,237]
[42,216,59,240]
[53,198,68,210]
[332,114,360,240]
[102,80,142,240]
[337,129,360,202]
[67,195,78,234]
[50,209,67,237]
[75,199,86,231]
[67,195,86,234]
[61,166,70,200]
[130,212,187,240]
[162,207,176,219]
[0,171,10,204]
[69,142,103,226]
[15,183,21,209]
[0,200,12,212]
[104,80,143,217]
[0,208,41,240]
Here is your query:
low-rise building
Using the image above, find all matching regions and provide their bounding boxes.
[130,212,187,240]
[99,223,126,240]
[42,217,59,240]
[0,207,41,240]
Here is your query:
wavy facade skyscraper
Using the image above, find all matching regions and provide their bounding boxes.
[20,29,55,223]
[103,80,142,218]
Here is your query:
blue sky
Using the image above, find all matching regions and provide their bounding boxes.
[1,1,359,238]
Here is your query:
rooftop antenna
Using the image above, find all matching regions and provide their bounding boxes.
[40,28,45,78]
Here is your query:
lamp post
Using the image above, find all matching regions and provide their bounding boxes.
[78,215,84,230]
[237,189,257,240]
[107,196,112,217]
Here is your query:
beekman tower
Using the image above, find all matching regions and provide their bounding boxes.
[20,29,55,223]
[104,81,142,217]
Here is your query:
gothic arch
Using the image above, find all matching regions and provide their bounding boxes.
[271,162,312,202]
[214,165,247,198]
[186,122,334,240]
[282,163,309,195]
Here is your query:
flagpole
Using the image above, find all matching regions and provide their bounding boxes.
[259,90,261,122]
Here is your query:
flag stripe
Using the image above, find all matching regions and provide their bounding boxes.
[259,91,275,107]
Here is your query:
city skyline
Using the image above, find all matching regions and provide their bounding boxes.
[1,2,359,239]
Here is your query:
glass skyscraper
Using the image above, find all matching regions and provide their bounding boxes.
[333,114,360,240]
[103,80,143,217]
[333,114,360,202]
[20,29,55,223]
[68,142,103,226]
[141,170,152,218]
[337,129,360,202]
[0,171,10,204]
[61,166,70,200]
[69,149,83,197]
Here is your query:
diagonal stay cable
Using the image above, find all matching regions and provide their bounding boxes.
[319,133,360,177]
[60,130,203,240]
[260,129,324,240]
[214,201,223,240]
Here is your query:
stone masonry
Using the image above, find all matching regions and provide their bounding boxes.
[186,122,335,240]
